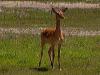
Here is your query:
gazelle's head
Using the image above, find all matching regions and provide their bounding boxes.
[52,7,68,19]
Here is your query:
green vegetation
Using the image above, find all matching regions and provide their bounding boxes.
[0,35,100,75]
[0,8,100,30]
[0,8,54,28]
[0,5,100,75]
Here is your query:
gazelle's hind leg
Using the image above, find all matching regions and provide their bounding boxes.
[58,44,61,71]
[39,42,45,67]
[48,46,55,69]
[48,47,52,66]
[48,46,55,68]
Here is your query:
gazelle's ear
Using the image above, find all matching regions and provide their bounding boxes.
[61,7,68,12]
[52,7,61,15]
[52,7,57,14]
[50,5,54,15]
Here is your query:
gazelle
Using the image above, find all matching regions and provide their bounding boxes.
[39,7,67,70]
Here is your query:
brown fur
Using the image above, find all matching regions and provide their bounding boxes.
[41,28,64,46]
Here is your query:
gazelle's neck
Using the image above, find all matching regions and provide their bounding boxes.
[56,15,61,32]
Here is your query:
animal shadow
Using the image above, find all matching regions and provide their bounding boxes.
[30,67,48,72]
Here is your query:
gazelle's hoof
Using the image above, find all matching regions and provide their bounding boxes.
[52,67,55,71]
[59,68,62,71]
[38,62,41,67]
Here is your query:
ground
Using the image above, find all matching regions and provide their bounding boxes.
[0,36,100,75]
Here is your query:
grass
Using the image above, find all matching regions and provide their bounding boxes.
[0,8,54,28]
[0,35,100,75]
[0,8,100,30]
[0,5,100,75]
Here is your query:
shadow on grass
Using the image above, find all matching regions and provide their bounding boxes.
[30,67,49,72]
[0,68,9,73]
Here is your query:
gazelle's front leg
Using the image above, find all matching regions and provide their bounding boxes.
[39,44,44,67]
[51,46,55,69]
[58,44,61,71]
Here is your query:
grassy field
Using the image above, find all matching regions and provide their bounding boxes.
[0,35,100,75]
[0,4,100,75]
[0,8,100,30]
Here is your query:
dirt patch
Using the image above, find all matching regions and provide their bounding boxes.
[0,27,100,38]
[0,1,100,11]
